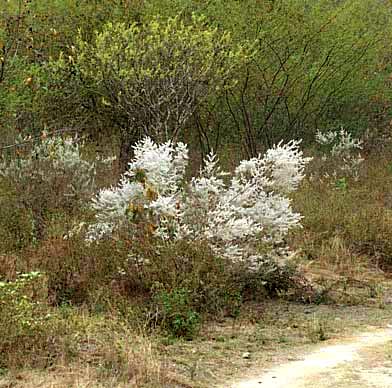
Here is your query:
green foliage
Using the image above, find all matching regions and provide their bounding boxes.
[0,57,41,141]
[335,177,348,191]
[0,271,45,329]
[151,285,200,339]
[227,0,392,154]
[0,0,141,62]
[0,271,53,367]
[150,0,392,155]
[0,0,144,143]
[3,0,391,161]
[68,14,248,167]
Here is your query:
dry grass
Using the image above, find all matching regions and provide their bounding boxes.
[290,146,392,277]
[1,285,392,387]
[3,302,390,388]
[0,309,179,388]
[282,146,392,308]
[0,365,171,388]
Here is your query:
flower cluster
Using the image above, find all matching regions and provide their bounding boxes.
[315,128,364,180]
[316,128,363,156]
[87,138,188,241]
[87,138,311,271]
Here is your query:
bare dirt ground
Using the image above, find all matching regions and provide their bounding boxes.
[230,326,392,388]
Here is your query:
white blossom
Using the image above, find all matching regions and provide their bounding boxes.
[315,129,339,145]
[262,140,312,194]
[92,180,145,222]
[149,195,178,218]
[86,222,115,242]
[125,137,188,194]
[86,137,310,271]
[0,135,96,200]
[315,128,363,179]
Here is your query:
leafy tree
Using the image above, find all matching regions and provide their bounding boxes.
[221,0,392,156]
[72,14,247,169]
[145,0,392,156]
[0,0,143,143]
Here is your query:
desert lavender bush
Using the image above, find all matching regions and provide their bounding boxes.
[315,127,364,180]
[87,137,311,273]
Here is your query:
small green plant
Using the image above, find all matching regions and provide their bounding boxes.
[335,177,348,191]
[152,286,200,339]
[386,162,392,175]
[0,271,46,330]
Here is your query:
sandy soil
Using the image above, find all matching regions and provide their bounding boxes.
[231,326,392,388]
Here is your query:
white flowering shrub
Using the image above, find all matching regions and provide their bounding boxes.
[0,134,96,239]
[0,135,95,198]
[315,128,364,180]
[87,137,310,272]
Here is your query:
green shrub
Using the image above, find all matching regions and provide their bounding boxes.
[151,285,200,339]
[0,271,54,367]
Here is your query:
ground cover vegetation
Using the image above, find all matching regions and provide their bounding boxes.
[1,0,392,386]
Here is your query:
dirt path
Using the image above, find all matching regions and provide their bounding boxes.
[231,326,392,388]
